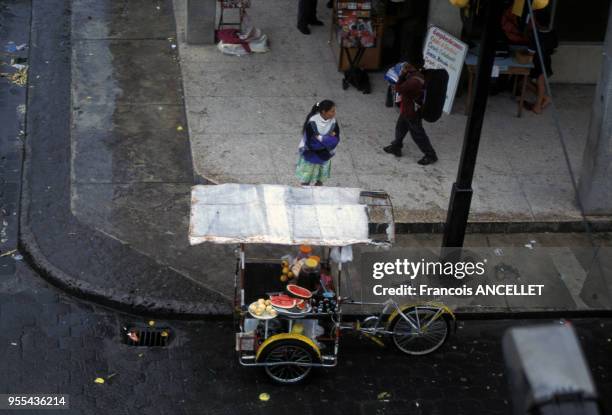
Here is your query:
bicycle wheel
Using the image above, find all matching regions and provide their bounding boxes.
[258,339,318,384]
[390,307,450,355]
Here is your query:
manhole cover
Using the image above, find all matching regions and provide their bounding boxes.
[122,326,172,347]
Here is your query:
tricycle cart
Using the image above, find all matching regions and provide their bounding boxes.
[189,184,455,384]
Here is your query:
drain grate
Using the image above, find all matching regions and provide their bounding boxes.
[122,326,172,347]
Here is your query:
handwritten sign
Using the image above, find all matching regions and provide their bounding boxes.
[423,26,468,114]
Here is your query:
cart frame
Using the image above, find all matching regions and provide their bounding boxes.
[189,184,454,384]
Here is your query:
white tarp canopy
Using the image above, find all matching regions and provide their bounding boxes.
[189,184,371,246]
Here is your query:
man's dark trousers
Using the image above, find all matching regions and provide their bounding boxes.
[298,0,317,27]
[392,115,436,157]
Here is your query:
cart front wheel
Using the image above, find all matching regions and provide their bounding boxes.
[258,339,318,384]
[390,307,450,355]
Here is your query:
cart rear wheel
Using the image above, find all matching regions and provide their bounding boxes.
[390,307,450,355]
[258,339,318,384]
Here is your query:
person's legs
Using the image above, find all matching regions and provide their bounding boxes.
[296,156,315,184]
[297,0,311,34]
[384,115,408,156]
[528,46,553,114]
[407,117,437,164]
[309,0,322,24]
[315,160,331,186]
[533,74,545,113]
[393,116,410,147]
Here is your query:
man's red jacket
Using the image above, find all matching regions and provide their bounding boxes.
[396,72,425,119]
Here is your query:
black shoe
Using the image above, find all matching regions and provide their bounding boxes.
[383,145,402,157]
[297,25,311,35]
[309,19,324,26]
[417,155,438,165]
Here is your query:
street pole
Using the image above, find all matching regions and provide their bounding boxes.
[442,0,506,248]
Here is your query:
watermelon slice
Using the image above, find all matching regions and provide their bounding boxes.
[286,284,312,299]
[269,294,297,309]
[296,299,307,310]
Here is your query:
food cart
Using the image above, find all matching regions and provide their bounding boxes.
[189,184,455,384]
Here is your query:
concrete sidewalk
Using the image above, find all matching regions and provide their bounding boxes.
[173,0,607,231]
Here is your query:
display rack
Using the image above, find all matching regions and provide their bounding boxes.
[331,1,383,71]
[217,0,251,30]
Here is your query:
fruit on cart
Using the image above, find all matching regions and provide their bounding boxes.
[265,299,271,306]
[280,275,288,282]
[287,271,295,279]
[270,294,297,309]
[286,284,313,299]
[282,267,290,275]
[296,299,307,310]
[281,260,289,268]
[249,298,274,317]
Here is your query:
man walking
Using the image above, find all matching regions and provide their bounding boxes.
[383,63,438,165]
[297,0,323,35]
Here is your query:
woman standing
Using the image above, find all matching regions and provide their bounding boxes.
[296,100,340,186]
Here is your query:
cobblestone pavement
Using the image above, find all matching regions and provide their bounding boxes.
[1,259,611,415]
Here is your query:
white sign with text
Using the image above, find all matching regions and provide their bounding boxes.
[423,26,468,114]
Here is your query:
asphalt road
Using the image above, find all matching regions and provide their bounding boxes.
[1,259,611,415]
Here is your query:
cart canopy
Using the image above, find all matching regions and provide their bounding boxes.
[189,184,376,246]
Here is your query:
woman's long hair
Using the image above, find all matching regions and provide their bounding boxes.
[302,99,335,134]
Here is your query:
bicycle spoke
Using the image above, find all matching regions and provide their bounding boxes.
[392,309,449,355]
[264,344,313,384]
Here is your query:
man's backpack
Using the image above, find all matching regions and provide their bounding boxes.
[420,68,449,123]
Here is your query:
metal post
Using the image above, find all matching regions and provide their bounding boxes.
[186,0,217,44]
[442,0,505,248]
